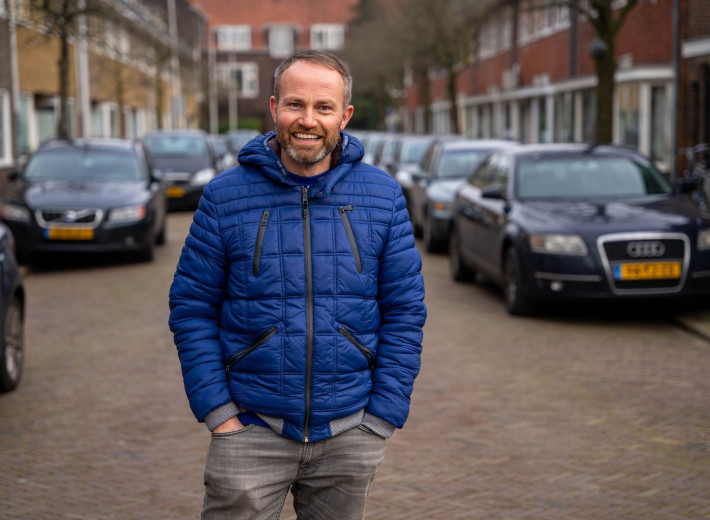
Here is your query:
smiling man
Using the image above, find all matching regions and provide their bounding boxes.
[169,50,426,520]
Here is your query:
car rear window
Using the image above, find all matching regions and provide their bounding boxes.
[25,148,144,181]
[435,150,490,179]
[516,156,673,199]
[143,135,208,157]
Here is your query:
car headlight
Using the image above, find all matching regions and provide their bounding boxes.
[190,168,216,186]
[698,229,710,251]
[530,234,589,256]
[1,203,31,223]
[109,205,146,223]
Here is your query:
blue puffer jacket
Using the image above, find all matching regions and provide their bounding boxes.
[169,131,426,442]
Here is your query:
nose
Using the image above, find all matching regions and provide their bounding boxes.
[299,108,316,128]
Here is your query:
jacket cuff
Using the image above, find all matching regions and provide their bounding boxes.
[362,412,396,439]
[204,402,239,431]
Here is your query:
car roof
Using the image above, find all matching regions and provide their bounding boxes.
[439,138,517,151]
[506,142,645,160]
[144,129,207,138]
[37,138,138,153]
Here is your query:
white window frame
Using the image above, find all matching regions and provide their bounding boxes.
[268,26,294,58]
[216,25,251,52]
[217,62,259,99]
[310,24,344,51]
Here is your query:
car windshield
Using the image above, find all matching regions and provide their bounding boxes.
[516,155,673,199]
[25,148,143,182]
[435,150,489,179]
[209,138,228,156]
[227,132,258,151]
[143,135,207,157]
[401,138,433,164]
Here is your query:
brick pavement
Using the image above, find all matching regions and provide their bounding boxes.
[1,211,710,519]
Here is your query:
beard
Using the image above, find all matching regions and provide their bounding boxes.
[276,124,341,167]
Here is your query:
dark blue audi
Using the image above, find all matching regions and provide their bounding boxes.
[449,144,710,315]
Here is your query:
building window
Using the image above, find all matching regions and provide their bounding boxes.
[216,25,251,51]
[310,24,344,51]
[269,26,294,58]
[650,86,667,164]
[618,84,640,148]
[218,62,259,99]
[554,91,574,142]
[11,0,30,20]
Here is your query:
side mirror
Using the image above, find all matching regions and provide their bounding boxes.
[151,169,164,182]
[481,186,505,200]
[8,170,20,182]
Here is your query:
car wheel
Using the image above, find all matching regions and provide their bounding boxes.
[449,228,476,282]
[0,295,24,393]
[137,241,154,262]
[504,247,532,316]
[422,214,443,253]
[155,219,166,245]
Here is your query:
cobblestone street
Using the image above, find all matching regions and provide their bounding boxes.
[1,211,709,519]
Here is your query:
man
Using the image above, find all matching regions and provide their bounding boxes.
[169,50,426,520]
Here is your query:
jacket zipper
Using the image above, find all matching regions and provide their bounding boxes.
[253,209,271,276]
[339,327,375,371]
[338,205,362,274]
[225,326,278,382]
[302,186,314,442]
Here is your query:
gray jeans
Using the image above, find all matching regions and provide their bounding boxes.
[202,424,386,520]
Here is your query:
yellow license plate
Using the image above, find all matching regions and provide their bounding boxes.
[46,227,94,240]
[167,186,185,198]
[614,261,681,281]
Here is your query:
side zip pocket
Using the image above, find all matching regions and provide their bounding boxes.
[253,210,271,276]
[226,326,278,382]
[339,327,375,372]
[338,205,362,274]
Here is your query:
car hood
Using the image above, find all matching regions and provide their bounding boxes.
[427,178,466,201]
[150,155,211,173]
[516,196,709,233]
[13,180,149,209]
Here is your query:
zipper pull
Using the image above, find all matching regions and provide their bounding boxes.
[302,186,309,219]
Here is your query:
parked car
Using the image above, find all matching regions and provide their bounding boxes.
[207,134,236,173]
[225,129,260,158]
[142,130,217,209]
[409,138,515,252]
[449,143,710,315]
[0,139,167,263]
[0,223,24,393]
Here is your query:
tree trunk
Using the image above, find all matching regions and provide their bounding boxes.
[58,30,70,139]
[417,67,431,133]
[447,67,460,134]
[593,39,616,144]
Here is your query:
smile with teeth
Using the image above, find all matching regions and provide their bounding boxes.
[294,133,321,140]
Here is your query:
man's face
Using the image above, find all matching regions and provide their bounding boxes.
[270,61,354,176]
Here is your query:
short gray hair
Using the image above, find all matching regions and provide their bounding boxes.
[273,50,353,107]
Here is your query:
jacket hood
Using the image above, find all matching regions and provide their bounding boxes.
[237,131,365,197]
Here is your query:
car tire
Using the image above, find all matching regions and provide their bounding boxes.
[137,241,154,262]
[0,294,24,393]
[155,219,166,245]
[449,228,476,282]
[422,214,444,253]
[504,247,532,316]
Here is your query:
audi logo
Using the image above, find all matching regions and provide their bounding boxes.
[627,241,665,258]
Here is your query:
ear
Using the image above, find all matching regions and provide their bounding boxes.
[340,105,354,130]
[269,96,278,123]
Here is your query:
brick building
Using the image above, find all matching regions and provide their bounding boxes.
[0,0,206,178]
[186,0,360,134]
[401,0,710,174]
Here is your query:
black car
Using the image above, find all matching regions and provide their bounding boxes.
[409,138,514,252]
[142,130,217,209]
[0,139,167,263]
[0,223,24,393]
[449,143,710,315]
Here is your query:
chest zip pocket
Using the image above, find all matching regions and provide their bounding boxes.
[339,327,375,373]
[338,205,362,274]
[253,210,270,276]
[226,326,278,383]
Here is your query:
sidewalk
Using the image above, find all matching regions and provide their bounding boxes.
[673,305,710,341]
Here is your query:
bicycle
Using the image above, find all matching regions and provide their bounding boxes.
[678,143,710,210]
